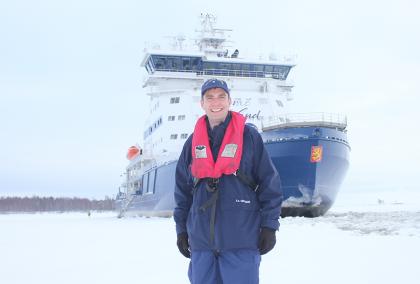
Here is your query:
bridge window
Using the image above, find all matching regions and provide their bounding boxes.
[192,58,200,70]
[168,116,175,121]
[181,133,188,139]
[165,57,173,68]
[265,65,274,72]
[182,58,191,70]
[254,65,264,72]
[219,63,231,70]
[174,58,182,69]
[170,134,178,139]
[203,62,216,70]
[167,57,181,69]
[149,55,202,72]
[154,57,165,69]
[178,115,185,120]
[231,63,240,70]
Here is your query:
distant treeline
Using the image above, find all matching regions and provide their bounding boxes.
[0,196,115,212]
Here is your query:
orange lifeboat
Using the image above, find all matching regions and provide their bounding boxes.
[126,145,141,160]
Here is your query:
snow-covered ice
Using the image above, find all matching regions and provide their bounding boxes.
[1,189,419,284]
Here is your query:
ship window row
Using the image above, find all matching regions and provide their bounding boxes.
[170,133,189,140]
[168,115,186,121]
[148,55,201,72]
[202,62,290,79]
[145,54,291,80]
[144,116,163,139]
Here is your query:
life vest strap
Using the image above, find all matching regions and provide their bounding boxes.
[199,189,219,246]
[234,170,259,192]
[193,170,259,192]
[193,177,201,189]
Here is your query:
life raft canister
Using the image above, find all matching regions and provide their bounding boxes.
[126,145,141,160]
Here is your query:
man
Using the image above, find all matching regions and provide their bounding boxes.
[174,78,283,284]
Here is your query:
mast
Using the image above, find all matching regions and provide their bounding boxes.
[196,13,231,57]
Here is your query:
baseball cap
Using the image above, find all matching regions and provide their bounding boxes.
[201,79,230,97]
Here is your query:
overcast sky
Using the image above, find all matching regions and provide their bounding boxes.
[1,0,419,198]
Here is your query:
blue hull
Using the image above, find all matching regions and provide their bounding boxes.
[116,126,350,217]
[262,126,350,217]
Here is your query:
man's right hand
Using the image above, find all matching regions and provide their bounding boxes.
[176,232,191,258]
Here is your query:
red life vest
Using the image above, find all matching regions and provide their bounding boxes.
[191,111,246,179]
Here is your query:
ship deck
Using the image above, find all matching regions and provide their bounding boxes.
[262,112,347,131]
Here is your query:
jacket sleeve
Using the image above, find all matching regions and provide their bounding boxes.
[173,135,194,235]
[249,127,283,230]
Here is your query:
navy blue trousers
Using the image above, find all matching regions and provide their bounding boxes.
[188,249,261,284]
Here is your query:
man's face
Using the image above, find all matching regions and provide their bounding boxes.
[201,87,231,125]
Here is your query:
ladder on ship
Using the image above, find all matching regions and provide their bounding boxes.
[117,195,136,218]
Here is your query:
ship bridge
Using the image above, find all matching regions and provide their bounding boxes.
[142,52,294,80]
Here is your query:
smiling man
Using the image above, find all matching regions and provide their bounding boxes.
[200,82,231,128]
[174,78,283,284]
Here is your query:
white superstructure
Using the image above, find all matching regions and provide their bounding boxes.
[123,14,296,196]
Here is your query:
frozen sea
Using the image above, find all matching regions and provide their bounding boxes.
[1,189,420,284]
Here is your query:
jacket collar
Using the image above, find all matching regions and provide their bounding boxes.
[206,112,232,146]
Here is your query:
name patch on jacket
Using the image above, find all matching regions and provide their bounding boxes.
[195,145,207,158]
[221,144,238,158]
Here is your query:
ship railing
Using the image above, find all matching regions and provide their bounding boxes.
[262,112,347,131]
[151,68,286,80]
[117,194,137,218]
[201,69,286,79]
[152,68,198,74]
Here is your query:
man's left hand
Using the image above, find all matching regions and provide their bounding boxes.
[258,227,276,255]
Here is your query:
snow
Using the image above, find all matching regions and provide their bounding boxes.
[1,190,419,284]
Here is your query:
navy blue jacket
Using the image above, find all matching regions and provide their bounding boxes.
[174,113,283,251]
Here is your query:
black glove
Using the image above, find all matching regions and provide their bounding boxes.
[177,232,191,258]
[258,227,276,255]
